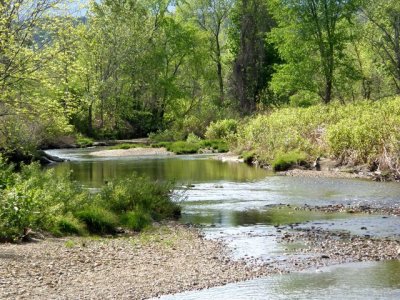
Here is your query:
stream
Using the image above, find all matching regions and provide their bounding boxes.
[47,148,400,299]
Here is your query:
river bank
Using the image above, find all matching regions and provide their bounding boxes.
[0,223,273,300]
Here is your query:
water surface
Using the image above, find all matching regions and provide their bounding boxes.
[49,148,400,299]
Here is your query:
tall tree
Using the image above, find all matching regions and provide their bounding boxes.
[269,0,360,104]
[361,0,400,94]
[229,0,279,114]
[178,0,233,105]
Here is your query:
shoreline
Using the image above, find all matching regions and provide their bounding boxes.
[1,216,399,299]
[89,147,174,157]
[0,223,274,300]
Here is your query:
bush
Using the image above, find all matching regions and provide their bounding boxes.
[76,206,118,235]
[272,151,307,171]
[236,97,400,176]
[96,173,180,221]
[0,163,89,241]
[75,134,93,148]
[205,119,238,140]
[121,211,152,231]
[0,162,181,241]
[54,214,87,236]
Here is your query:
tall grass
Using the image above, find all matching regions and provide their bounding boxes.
[235,97,400,175]
[0,160,181,242]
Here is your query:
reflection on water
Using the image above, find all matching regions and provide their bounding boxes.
[52,155,268,187]
[159,261,400,300]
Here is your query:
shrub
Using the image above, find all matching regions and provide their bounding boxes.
[75,134,93,148]
[272,151,307,171]
[121,211,152,231]
[205,119,238,140]
[96,173,180,221]
[165,141,201,154]
[54,214,87,236]
[76,206,118,235]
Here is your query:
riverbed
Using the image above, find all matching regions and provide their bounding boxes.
[46,148,400,299]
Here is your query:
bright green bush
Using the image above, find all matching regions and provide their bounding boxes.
[75,134,93,148]
[96,173,180,221]
[121,211,152,231]
[54,214,87,236]
[0,163,181,241]
[236,97,400,174]
[272,151,307,171]
[0,163,89,241]
[76,206,118,235]
[205,119,238,140]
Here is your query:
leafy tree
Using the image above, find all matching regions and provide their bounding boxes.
[361,0,400,95]
[178,0,233,105]
[269,0,361,104]
[229,0,280,114]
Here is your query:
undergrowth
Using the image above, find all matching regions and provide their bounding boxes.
[0,159,181,242]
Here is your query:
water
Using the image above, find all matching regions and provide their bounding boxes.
[49,148,400,299]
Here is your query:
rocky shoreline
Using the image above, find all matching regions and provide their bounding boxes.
[0,223,274,300]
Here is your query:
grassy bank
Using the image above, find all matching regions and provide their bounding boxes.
[234,97,400,177]
[0,158,180,242]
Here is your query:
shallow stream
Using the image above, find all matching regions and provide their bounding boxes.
[47,149,400,299]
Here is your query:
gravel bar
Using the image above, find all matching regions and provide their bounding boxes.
[0,223,274,300]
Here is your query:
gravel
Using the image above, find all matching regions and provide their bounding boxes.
[0,223,273,300]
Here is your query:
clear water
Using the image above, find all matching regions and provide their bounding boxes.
[48,149,400,299]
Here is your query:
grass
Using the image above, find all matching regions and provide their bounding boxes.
[152,139,229,155]
[109,143,148,150]
[235,97,400,176]
[272,151,307,171]
[0,159,181,242]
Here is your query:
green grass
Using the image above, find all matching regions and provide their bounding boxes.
[76,206,119,235]
[152,139,228,155]
[272,151,307,171]
[0,159,181,242]
[109,143,148,150]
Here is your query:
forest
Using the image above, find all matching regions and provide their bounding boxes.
[1,0,400,174]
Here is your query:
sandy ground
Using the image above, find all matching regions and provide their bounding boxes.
[0,224,273,300]
[90,147,173,157]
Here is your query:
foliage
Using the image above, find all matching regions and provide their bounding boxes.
[76,206,118,235]
[121,211,152,232]
[75,134,94,148]
[268,0,361,103]
[236,97,400,176]
[95,174,180,221]
[272,151,307,171]
[0,163,180,242]
[205,119,238,140]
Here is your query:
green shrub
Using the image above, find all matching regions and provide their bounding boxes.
[96,173,180,221]
[241,151,256,164]
[76,206,118,235]
[200,140,229,153]
[236,97,400,175]
[148,129,184,142]
[272,151,307,171]
[109,143,147,150]
[75,134,93,148]
[165,141,201,154]
[54,214,87,236]
[121,211,152,231]
[205,119,238,140]
[0,163,89,241]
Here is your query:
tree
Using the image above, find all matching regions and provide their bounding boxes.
[178,0,233,105]
[361,0,400,95]
[269,0,361,104]
[229,0,280,114]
